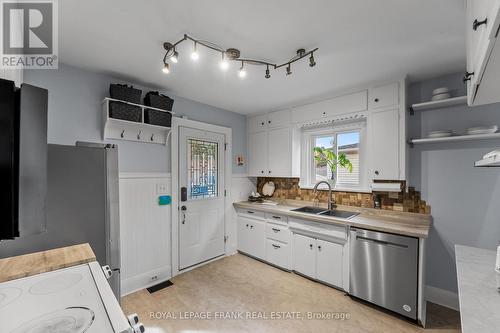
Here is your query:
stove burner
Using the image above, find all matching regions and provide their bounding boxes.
[0,287,22,308]
[11,306,95,333]
[29,273,83,295]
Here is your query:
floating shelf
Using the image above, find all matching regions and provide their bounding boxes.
[102,98,173,145]
[409,132,500,146]
[475,155,500,167]
[409,96,467,114]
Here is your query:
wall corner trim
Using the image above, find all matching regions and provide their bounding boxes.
[425,285,459,311]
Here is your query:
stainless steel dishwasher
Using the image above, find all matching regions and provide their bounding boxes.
[349,227,419,320]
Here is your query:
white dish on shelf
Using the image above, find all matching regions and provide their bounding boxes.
[466,125,498,135]
[431,93,451,101]
[432,87,449,95]
[483,149,500,159]
[428,130,453,138]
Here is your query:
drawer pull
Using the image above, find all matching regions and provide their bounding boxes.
[250,225,254,229]
[246,211,254,214]
[272,216,281,219]
[272,244,281,249]
[272,228,280,233]
[246,224,249,228]
[473,18,487,31]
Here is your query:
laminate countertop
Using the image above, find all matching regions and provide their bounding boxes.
[455,244,500,333]
[233,201,431,238]
[0,243,96,283]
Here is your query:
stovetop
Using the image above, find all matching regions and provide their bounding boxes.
[0,264,115,333]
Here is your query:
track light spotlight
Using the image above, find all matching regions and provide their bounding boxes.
[309,52,316,67]
[191,42,199,61]
[162,62,170,74]
[265,65,271,79]
[220,52,229,71]
[286,63,292,76]
[171,50,179,63]
[238,62,247,78]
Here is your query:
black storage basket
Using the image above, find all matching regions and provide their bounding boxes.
[109,84,142,104]
[109,101,142,122]
[144,91,174,111]
[144,109,172,128]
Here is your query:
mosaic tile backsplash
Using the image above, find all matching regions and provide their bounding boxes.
[256,178,431,214]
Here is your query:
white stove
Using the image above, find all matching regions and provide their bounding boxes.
[0,262,144,333]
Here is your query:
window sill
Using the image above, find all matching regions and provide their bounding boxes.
[299,183,372,193]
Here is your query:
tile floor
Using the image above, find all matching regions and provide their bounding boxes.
[122,254,461,333]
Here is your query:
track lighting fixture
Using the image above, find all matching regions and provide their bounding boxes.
[309,52,316,67]
[171,50,179,64]
[220,52,229,71]
[161,34,318,78]
[238,62,247,78]
[191,41,199,61]
[265,65,271,79]
[162,62,170,74]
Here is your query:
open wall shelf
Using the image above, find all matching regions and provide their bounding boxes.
[409,96,467,114]
[409,132,500,146]
[475,155,500,167]
[102,98,173,145]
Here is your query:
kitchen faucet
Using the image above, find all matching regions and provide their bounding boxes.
[313,181,335,211]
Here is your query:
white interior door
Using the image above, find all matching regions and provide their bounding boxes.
[179,126,226,270]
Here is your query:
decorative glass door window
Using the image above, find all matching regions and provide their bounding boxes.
[187,138,219,199]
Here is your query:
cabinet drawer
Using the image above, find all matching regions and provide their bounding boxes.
[369,82,399,109]
[266,223,291,243]
[266,239,290,270]
[238,209,265,220]
[265,213,288,224]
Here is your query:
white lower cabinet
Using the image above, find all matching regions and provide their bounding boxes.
[237,216,265,259]
[266,239,290,270]
[292,233,343,288]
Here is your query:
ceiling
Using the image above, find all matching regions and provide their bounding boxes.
[59,0,466,114]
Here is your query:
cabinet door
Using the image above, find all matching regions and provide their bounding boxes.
[316,239,343,288]
[237,217,251,254]
[369,82,399,109]
[267,127,291,176]
[370,108,400,180]
[268,110,291,128]
[247,220,266,259]
[248,132,268,177]
[247,114,268,133]
[292,234,316,278]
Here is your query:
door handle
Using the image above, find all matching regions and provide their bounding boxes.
[181,206,187,224]
[356,236,408,249]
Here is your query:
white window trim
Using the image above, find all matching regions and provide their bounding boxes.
[299,120,369,192]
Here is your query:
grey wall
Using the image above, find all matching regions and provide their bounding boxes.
[23,63,247,174]
[409,72,500,293]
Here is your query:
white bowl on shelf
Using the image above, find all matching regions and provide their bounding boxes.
[432,87,450,95]
[431,93,451,101]
[466,125,498,135]
[428,130,453,138]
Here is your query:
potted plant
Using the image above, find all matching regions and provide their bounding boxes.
[313,147,353,186]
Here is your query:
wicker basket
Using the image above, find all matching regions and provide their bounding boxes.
[144,109,172,127]
[109,101,142,122]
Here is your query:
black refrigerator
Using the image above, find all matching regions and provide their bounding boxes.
[0,78,48,241]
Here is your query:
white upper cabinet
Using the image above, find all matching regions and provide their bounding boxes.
[369,82,399,110]
[267,109,291,128]
[465,0,500,105]
[247,114,268,133]
[248,131,268,176]
[369,108,400,180]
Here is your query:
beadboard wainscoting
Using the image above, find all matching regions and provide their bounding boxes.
[119,173,172,296]
[228,175,256,254]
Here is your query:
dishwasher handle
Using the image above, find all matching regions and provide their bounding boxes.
[355,235,409,249]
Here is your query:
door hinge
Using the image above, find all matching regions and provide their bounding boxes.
[224,189,227,197]
[224,143,227,151]
[224,235,228,243]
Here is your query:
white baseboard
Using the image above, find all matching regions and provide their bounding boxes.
[425,285,459,311]
[121,265,172,296]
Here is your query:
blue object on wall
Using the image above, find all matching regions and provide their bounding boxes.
[158,195,171,205]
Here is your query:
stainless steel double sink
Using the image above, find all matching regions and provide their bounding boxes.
[292,206,359,219]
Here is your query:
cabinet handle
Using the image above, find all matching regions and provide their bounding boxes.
[318,245,322,251]
[272,228,280,233]
[473,18,487,31]
[374,98,379,103]
[309,244,313,249]
[250,225,254,229]
[261,170,264,174]
[246,224,249,228]
[247,211,254,214]
[463,71,474,83]
[322,111,326,115]
[272,244,281,249]
[268,170,271,174]
[261,122,265,126]
[272,216,281,220]
[374,170,379,176]
[268,120,271,124]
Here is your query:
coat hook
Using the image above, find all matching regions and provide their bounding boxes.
[121,130,125,138]
[137,130,142,140]
[150,133,154,141]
